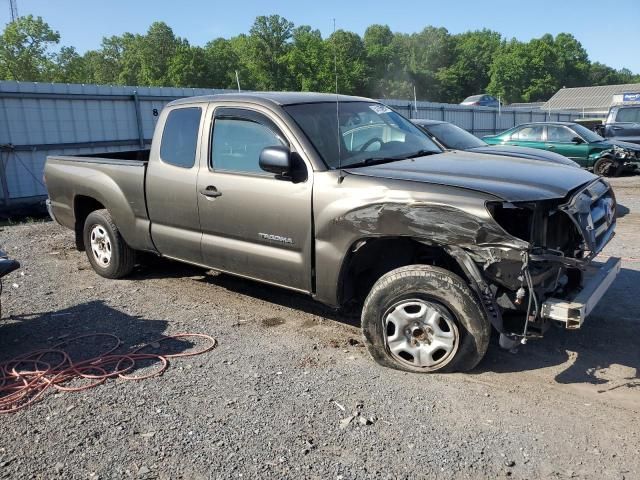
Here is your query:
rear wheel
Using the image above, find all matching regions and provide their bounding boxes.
[361,265,491,373]
[83,209,135,279]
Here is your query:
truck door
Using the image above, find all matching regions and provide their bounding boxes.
[196,106,313,292]
[146,105,204,263]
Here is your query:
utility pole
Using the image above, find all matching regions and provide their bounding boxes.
[9,0,19,22]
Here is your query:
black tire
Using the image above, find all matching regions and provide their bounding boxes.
[593,156,621,177]
[361,265,491,373]
[83,209,135,279]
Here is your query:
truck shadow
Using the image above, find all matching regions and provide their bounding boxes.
[477,267,640,390]
[133,256,357,326]
[0,300,194,368]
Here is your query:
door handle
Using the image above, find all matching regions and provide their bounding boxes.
[200,186,222,198]
[546,144,555,149]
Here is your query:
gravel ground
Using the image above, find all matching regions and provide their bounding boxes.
[0,176,638,479]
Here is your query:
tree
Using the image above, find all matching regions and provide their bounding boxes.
[138,22,182,86]
[246,15,294,90]
[363,25,395,96]
[395,26,455,101]
[50,46,86,83]
[204,38,244,89]
[0,15,60,81]
[286,26,328,91]
[2,14,639,101]
[167,45,209,88]
[554,33,590,88]
[324,30,369,95]
[437,29,502,101]
[488,35,561,103]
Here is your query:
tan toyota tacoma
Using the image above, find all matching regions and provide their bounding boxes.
[44,93,621,373]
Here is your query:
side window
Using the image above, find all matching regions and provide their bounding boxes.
[513,125,543,141]
[159,107,202,168]
[211,116,286,174]
[616,107,640,123]
[546,126,575,142]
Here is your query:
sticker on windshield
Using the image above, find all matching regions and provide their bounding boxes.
[369,105,392,114]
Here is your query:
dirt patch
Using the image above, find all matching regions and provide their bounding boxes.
[261,317,286,327]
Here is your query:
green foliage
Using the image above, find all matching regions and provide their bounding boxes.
[286,26,329,91]
[0,15,60,81]
[0,14,638,103]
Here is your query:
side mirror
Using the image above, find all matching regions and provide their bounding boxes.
[259,146,291,177]
[572,136,584,144]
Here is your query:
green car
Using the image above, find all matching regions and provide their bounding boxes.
[483,122,640,177]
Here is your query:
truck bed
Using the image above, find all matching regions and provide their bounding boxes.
[45,150,154,252]
[54,149,150,164]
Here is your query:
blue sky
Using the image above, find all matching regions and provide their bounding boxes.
[3,0,639,72]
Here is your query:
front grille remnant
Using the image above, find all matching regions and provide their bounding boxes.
[560,179,616,257]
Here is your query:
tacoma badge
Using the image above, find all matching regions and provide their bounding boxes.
[259,233,294,244]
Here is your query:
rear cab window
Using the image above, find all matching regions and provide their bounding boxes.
[615,107,640,123]
[160,107,202,168]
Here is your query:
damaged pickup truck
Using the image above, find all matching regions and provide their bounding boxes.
[44,93,621,373]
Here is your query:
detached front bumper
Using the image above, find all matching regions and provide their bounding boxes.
[541,257,621,329]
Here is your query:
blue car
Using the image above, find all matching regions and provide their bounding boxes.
[460,94,500,108]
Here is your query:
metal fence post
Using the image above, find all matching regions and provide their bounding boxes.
[471,110,475,135]
[0,151,10,206]
[132,91,145,148]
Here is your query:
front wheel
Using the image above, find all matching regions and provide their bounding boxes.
[593,156,621,177]
[361,265,491,373]
[83,209,135,279]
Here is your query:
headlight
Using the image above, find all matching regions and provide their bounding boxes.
[486,201,534,242]
[612,145,629,159]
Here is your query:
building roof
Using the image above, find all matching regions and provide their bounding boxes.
[169,91,372,107]
[542,83,640,111]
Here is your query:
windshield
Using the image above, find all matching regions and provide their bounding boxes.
[462,95,483,103]
[425,123,486,149]
[283,102,441,168]
[571,123,604,143]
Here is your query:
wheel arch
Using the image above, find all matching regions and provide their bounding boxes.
[336,236,468,310]
[73,195,105,250]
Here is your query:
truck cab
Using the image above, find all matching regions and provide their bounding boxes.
[599,93,640,145]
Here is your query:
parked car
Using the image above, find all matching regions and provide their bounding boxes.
[412,119,579,167]
[45,93,619,374]
[483,122,640,176]
[460,94,500,108]
[597,103,640,145]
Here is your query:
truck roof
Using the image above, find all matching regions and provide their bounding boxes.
[168,92,373,107]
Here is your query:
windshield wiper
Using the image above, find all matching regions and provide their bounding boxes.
[403,149,440,159]
[343,149,439,168]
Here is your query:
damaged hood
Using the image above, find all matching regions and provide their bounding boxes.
[344,151,597,202]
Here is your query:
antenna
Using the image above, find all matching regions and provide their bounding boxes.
[9,0,18,22]
[235,70,241,93]
[333,18,343,182]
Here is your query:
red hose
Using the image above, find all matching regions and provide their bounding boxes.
[0,333,217,414]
